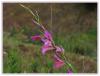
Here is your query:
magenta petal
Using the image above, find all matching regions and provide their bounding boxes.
[31,35,41,41]
[67,69,73,73]
[41,45,54,55]
[44,30,52,40]
[44,40,52,46]
[56,46,64,53]
[41,38,52,46]
[41,38,47,43]
[53,55,64,69]
[41,38,53,55]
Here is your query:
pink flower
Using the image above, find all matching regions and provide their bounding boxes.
[41,38,47,43]
[41,38,54,55]
[31,35,41,41]
[53,55,64,69]
[41,45,54,55]
[55,46,64,53]
[41,38,52,46]
[67,69,73,73]
[44,30,52,41]
[44,40,52,46]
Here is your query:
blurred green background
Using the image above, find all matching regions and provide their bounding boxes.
[3,3,97,73]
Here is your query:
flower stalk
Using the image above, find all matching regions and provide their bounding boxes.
[20,4,76,73]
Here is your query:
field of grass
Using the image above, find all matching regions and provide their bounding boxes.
[3,3,97,73]
[3,26,97,73]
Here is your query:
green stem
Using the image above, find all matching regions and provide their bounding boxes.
[62,52,77,73]
[19,4,36,19]
[19,4,46,31]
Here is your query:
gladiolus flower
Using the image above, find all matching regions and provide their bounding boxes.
[53,55,64,69]
[41,45,54,55]
[20,5,75,73]
[41,38,54,55]
[41,38,52,46]
[44,30,52,41]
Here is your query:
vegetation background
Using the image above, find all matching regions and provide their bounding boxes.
[3,3,97,73]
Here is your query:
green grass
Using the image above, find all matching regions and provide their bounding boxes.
[54,28,97,58]
[3,46,22,73]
